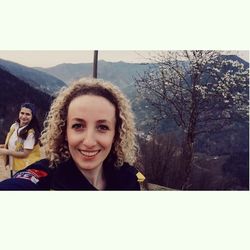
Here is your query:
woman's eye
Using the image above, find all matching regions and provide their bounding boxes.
[72,124,83,130]
[97,125,109,131]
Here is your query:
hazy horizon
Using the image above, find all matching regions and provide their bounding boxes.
[0,50,248,68]
[0,50,155,68]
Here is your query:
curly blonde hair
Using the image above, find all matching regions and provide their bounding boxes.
[40,78,138,167]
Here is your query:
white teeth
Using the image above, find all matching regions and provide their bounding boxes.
[79,150,99,157]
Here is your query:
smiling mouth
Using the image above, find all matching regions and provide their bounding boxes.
[79,150,100,158]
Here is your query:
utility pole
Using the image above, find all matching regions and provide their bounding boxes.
[93,50,98,78]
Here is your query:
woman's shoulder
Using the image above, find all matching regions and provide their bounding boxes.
[121,163,145,182]
[10,122,18,130]
[119,162,139,175]
[28,128,35,134]
[108,163,142,190]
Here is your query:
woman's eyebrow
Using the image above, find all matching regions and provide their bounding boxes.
[97,119,108,123]
[97,119,113,124]
[21,112,31,115]
[71,118,85,122]
[70,118,113,124]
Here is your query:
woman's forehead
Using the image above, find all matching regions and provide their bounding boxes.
[20,107,32,114]
[69,95,115,110]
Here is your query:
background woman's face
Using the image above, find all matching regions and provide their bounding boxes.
[66,95,116,173]
[19,107,33,127]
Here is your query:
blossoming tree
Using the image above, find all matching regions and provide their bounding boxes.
[135,50,249,189]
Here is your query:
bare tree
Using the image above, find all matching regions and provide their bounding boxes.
[138,133,184,189]
[135,50,249,189]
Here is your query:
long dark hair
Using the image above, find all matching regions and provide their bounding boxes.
[17,103,41,145]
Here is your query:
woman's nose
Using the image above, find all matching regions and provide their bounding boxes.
[82,129,96,147]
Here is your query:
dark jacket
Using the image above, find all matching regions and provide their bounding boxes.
[0,158,141,190]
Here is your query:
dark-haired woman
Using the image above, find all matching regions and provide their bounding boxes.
[0,103,43,176]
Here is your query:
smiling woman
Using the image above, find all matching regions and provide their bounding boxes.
[0,78,144,190]
[0,103,43,176]
[66,95,116,190]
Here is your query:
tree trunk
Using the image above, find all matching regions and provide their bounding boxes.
[181,133,194,190]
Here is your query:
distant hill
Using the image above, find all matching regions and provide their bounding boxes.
[35,60,151,98]
[0,58,66,94]
[0,68,52,143]
[222,54,249,68]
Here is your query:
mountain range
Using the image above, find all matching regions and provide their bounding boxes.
[0,56,249,156]
[0,58,66,94]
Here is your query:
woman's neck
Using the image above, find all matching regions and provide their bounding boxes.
[78,165,106,190]
[18,123,28,129]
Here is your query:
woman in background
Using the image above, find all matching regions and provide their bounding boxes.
[0,103,42,176]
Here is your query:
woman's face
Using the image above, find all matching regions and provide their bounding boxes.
[19,107,33,127]
[66,95,116,173]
